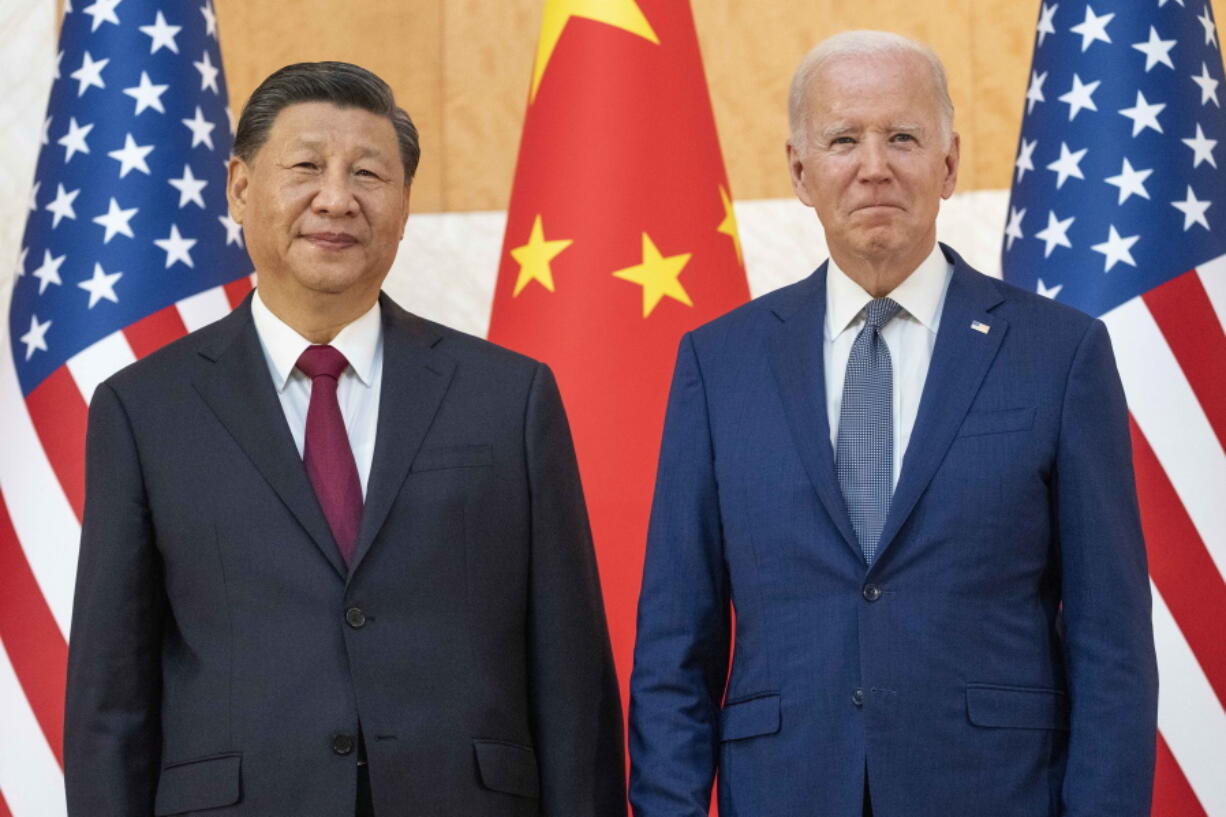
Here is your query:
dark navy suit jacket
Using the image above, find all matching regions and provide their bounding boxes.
[64,293,625,817]
[629,246,1157,817]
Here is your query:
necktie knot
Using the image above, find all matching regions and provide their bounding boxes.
[297,345,349,381]
[864,297,902,331]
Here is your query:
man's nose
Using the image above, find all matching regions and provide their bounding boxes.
[858,138,892,183]
[312,168,358,215]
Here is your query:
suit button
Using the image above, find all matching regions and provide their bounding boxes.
[332,733,355,755]
[862,584,882,602]
[852,688,865,707]
[345,607,367,629]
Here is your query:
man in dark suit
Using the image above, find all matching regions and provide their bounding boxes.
[64,61,625,817]
[628,31,1157,817]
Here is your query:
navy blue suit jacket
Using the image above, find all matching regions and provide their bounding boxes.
[629,246,1157,817]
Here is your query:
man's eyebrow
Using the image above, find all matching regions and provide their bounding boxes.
[286,138,388,159]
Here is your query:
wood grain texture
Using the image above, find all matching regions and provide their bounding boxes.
[213,0,1226,212]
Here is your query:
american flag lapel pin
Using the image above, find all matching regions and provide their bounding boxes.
[970,321,991,335]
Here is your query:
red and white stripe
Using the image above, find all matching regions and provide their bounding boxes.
[1103,255,1226,817]
[0,275,253,816]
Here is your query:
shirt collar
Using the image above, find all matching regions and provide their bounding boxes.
[824,243,953,340]
[251,290,382,390]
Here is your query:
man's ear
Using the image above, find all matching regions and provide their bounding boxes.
[399,185,412,240]
[786,140,815,207]
[227,156,251,224]
[941,132,961,200]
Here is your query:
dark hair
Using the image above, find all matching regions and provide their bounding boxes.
[233,61,420,183]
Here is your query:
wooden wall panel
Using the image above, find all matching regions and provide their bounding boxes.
[213,0,1226,213]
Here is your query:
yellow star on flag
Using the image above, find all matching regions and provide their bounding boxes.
[716,184,743,265]
[612,232,693,318]
[531,0,659,101]
[511,214,574,296]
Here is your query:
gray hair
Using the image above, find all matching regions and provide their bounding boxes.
[233,61,421,184]
[787,30,955,149]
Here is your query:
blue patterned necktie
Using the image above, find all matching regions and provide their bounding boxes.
[836,297,903,565]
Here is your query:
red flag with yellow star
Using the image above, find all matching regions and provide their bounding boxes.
[488,0,749,723]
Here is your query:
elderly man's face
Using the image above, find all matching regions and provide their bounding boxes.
[227,101,409,312]
[788,51,959,270]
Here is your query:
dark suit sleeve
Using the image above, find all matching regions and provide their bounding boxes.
[523,362,626,817]
[64,381,163,817]
[628,333,730,817]
[1055,320,1158,816]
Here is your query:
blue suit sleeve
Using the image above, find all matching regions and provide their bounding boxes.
[1055,319,1158,816]
[64,381,164,816]
[629,332,730,817]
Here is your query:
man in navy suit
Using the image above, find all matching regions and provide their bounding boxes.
[64,62,625,817]
[628,31,1157,817]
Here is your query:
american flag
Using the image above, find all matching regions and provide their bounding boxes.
[1003,2,1226,814]
[0,1,251,813]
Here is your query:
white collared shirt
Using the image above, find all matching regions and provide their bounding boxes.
[251,290,384,498]
[824,243,953,489]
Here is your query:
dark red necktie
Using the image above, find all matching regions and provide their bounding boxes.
[296,345,363,566]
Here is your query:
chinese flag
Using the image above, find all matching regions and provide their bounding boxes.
[488,0,750,718]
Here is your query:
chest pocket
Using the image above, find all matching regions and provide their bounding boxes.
[410,444,493,472]
[956,407,1035,438]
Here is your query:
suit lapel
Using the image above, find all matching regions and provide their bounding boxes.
[192,297,347,579]
[346,296,456,577]
[873,247,1008,565]
[768,265,863,561]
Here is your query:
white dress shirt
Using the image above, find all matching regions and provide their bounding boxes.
[251,290,383,498]
[824,244,953,489]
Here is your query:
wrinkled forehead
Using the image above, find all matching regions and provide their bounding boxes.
[804,52,943,126]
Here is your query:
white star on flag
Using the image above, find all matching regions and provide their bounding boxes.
[201,1,218,37]
[1181,123,1217,167]
[1119,90,1166,136]
[15,246,28,277]
[107,133,155,178]
[1015,137,1038,181]
[1059,74,1101,120]
[54,49,63,80]
[57,117,93,162]
[123,71,169,115]
[78,262,123,308]
[1171,185,1212,229]
[41,116,51,146]
[81,0,121,32]
[1090,225,1139,271]
[28,181,40,212]
[1026,70,1048,113]
[169,165,208,208]
[139,10,182,54]
[1047,141,1088,188]
[154,224,198,268]
[1157,0,1185,6]
[1104,158,1153,203]
[1132,25,1176,72]
[31,249,67,294]
[1037,3,1058,47]
[1070,5,1114,52]
[45,183,80,227]
[218,213,244,246]
[194,51,220,94]
[1197,6,1219,48]
[1191,62,1220,106]
[93,197,139,243]
[182,106,216,149]
[1004,207,1026,251]
[1036,278,1064,299]
[1034,210,1075,257]
[19,315,51,361]
[69,51,109,97]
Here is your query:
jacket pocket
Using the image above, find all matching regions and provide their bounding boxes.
[411,444,493,472]
[966,683,1069,730]
[719,692,782,741]
[154,752,241,815]
[956,407,1036,438]
[473,739,539,799]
